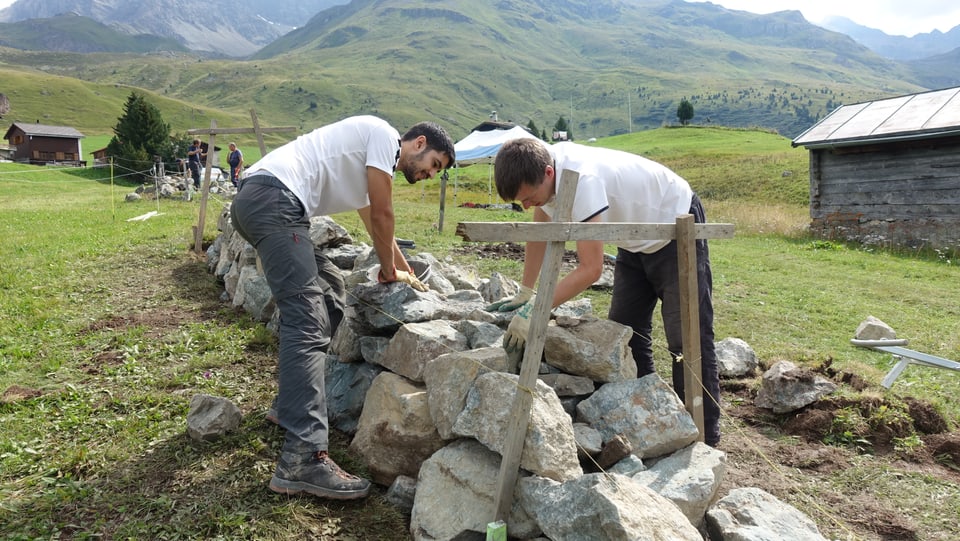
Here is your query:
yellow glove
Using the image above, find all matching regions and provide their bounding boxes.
[394,269,429,292]
[486,285,535,312]
[503,300,533,350]
[378,265,429,292]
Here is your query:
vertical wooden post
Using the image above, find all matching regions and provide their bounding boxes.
[438,170,448,233]
[193,119,217,254]
[676,214,705,440]
[492,170,580,522]
[249,109,268,157]
[187,112,296,253]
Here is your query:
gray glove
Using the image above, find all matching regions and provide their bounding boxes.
[503,299,533,350]
[485,285,534,312]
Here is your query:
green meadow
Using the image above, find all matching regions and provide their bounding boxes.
[1,126,957,539]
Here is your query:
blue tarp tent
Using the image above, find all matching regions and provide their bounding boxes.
[454,124,538,166]
[437,122,538,231]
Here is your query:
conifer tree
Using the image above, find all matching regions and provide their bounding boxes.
[677,98,695,126]
[106,92,174,176]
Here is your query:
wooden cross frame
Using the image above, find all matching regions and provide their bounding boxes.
[455,169,735,523]
[187,109,296,253]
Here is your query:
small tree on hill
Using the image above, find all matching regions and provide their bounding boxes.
[526,120,540,139]
[677,98,695,126]
[106,92,175,178]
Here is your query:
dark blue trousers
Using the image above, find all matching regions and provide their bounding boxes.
[607,194,721,445]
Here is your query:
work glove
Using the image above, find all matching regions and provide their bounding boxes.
[377,265,429,292]
[486,285,535,312]
[394,269,429,292]
[503,299,533,351]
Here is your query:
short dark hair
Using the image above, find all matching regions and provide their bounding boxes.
[402,122,456,168]
[494,138,551,201]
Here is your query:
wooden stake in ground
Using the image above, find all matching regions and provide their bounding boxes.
[489,168,579,523]
[187,110,296,253]
[455,173,734,523]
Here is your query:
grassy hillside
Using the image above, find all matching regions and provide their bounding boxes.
[603,126,810,205]
[0,63,292,158]
[0,0,930,144]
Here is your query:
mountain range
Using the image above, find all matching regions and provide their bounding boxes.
[3,0,957,63]
[0,0,958,140]
[0,0,350,56]
[819,15,960,61]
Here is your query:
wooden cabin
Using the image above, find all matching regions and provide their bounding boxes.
[91,146,109,167]
[2,122,86,166]
[792,86,960,252]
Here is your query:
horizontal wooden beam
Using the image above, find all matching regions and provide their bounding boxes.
[187,126,296,135]
[456,221,735,242]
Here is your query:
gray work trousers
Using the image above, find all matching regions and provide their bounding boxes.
[607,194,721,445]
[230,174,346,453]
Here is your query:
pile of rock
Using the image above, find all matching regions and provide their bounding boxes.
[204,207,833,541]
[124,169,232,202]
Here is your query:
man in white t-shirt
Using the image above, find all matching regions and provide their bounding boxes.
[231,115,455,499]
[488,138,721,447]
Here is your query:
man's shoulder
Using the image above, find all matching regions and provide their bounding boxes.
[348,115,398,137]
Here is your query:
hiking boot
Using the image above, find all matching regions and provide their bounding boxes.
[269,450,371,500]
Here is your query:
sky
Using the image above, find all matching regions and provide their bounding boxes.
[0,0,957,37]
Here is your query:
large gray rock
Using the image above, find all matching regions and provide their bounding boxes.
[716,337,759,378]
[854,315,897,341]
[308,215,353,248]
[186,394,242,442]
[453,372,582,482]
[234,263,275,322]
[325,357,383,435]
[329,319,363,362]
[478,272,520,304]
[410,439,540,541]
[754,360,838,413]
[576,374,699,459]
[378,320,469,382]
[543,319,637,383]
[422,347,513,440]
[633,442,726,527]
[349,372,446,486]
[519,473,702,541]
[436,260,482,290]
[348,281,443,334]
[706,487,828,541]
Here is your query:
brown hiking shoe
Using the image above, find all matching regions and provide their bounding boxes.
[269,450,371,500]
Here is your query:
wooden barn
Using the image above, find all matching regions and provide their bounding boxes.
[2,122,86,166]
[91,146,110,167]
[792,86,960,252]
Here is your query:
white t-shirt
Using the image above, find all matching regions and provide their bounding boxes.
[244,115,400,216]
[540,142,693,254]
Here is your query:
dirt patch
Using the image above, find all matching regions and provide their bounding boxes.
[1,385,43,404]
[454,241,583,264]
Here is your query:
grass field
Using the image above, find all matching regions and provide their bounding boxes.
[1,127,958,539]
